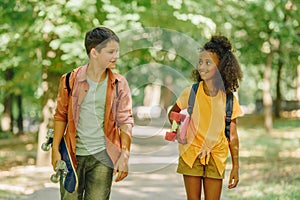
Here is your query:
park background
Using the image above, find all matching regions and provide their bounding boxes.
[0,0,300,199]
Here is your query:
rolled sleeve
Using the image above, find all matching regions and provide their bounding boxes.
[115,77,134,128]
[54,74,69,122]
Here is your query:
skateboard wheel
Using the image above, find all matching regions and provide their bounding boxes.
[56,160,67,170]
[41,143,50,151]
[62,170,68,178]
[50,174,60,183]
[165,131,176,141]
[47,129,54,136]
[170,112,181,123]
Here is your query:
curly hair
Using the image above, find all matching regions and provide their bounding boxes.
[191,36,243,93]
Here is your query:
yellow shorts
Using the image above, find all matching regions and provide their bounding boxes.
[177,156,224,179]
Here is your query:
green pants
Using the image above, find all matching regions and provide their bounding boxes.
[60,150,114,200]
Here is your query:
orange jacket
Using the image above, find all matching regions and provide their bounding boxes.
[54,65,134,168]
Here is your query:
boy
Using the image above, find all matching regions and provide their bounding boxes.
[52,27,134,200]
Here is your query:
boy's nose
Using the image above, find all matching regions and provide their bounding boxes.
[113,51,119,59]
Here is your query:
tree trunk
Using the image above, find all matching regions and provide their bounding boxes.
[36,98,56,166]
[16,94,24,134]
[1,69,14,132]
[1,94,14,132]
[36,47,55,166]
[297,65,300,101]
[275,56,283,118]
[36,68,61,166]
[263,54,273,133]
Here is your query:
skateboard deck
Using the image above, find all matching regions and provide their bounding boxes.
[165,111,188,144]
[59,137,78,193]
[42,129,78,193]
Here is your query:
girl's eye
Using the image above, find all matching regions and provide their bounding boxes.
[199,59,212,65]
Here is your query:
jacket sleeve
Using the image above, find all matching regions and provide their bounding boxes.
[54,74,69,122]
[115,76,134,128]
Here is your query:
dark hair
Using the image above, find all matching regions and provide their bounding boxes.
[84,27,119,56]
[192,36,243,93]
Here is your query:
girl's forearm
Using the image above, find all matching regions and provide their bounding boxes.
[229,136,239,168]
[229,119,239,168]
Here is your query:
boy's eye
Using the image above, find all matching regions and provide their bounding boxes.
[198,60,203,65]
[206,60,211,65]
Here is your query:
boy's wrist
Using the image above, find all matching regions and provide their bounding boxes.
[121,146,130,158]
[121,145,130,152]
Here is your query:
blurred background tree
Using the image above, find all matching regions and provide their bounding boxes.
[0,0,299,165]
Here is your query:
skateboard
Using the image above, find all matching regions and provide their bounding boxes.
[165,111,189,144]
[41,129,78,193]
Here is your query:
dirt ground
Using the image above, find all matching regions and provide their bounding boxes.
[0,134,37,171]
[0,134,54,199]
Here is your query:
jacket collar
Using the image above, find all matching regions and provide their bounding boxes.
[77,64,120,85]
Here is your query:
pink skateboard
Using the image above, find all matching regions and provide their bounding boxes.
[165,112,189,144]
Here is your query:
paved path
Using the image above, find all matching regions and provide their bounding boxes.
[2,124,186,200]
[3,123,229,199]
[18,164,185,200]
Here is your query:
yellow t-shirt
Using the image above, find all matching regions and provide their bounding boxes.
[176,82,243,175]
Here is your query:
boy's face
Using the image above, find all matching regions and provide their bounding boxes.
[93,40,119,69]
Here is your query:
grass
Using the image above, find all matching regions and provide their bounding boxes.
[222,114,300,200]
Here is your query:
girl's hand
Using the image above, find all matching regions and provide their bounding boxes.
[199,139,216,159]
[228,166,239,189]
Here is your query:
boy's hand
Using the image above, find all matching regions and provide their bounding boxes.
[51,148,62,171]
[113,150,129,182]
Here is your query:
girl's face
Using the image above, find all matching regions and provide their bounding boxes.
[94,40,119,69]
[197,51,219,81]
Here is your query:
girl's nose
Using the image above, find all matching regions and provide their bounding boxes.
[198,63,205,70]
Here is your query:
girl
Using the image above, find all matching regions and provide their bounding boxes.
[169,36,243,200]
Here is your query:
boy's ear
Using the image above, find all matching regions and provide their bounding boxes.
[90,48,98,58]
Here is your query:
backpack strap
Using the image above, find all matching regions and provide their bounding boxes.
[225,92,233,141]
[115,80,119,98]
[114,80,119,123]
[66,71,72,96]
[187,83,199,116]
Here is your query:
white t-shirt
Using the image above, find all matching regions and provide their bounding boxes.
[76,75,108,156]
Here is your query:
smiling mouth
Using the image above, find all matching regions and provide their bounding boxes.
[199,71,208,75]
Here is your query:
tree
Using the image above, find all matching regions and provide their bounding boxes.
[1,0,299,166]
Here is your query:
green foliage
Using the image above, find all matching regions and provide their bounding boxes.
[0,0,299,129]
